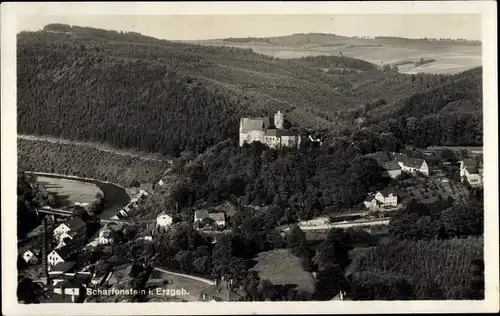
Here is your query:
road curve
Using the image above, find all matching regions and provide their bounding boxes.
[153,267,216,286]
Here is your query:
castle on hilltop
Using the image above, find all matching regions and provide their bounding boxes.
[239,111,301,149]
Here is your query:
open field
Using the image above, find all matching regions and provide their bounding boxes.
[190,36,481,75]
[250,249,316,294]
[37,176,102,206]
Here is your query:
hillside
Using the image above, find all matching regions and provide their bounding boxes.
[350,236,484,300]
[192,33,482,75]
[17,25,483,156]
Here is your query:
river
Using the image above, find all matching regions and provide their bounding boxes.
[30,172,130,219]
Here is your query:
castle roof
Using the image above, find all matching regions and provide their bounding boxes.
[241,117,271,131]
[264,129,298,137]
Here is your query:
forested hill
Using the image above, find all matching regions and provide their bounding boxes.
[17,25,483,156]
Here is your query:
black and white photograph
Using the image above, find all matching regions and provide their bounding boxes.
[1,2,498,315]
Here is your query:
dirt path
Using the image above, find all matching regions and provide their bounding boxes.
[153,267,215,286]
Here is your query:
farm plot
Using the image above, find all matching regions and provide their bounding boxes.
[250,249,316,294]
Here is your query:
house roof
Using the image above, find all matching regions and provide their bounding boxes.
[364,195,375,202]
[52,261,77,273]
[390,152,410,163]
[195,209,209,220]
[201,280,247,301]
[404,157,425,169]
[52,245,76,260]
[264,129,298,137]
[62,217,86,232]
[241,117,271,131]
[157,211,172,219]
[377,188,398,197]
[462,159,477,167]
[208,212,225,222]
[214,201,238,217]
[382,160,402,171]
[465,166,479,174]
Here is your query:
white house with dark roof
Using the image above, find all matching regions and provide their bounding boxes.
[208,212,226,229]
[21,249,39,264]
[239,111,301,149]
[460,159,482,186]
[53,217,87,242]
[367,152,429,177]
[48,246,76,267]
[364,189,399,210]
[156,212,173,229]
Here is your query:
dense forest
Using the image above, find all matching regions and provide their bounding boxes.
[351,236,484,300]
[17,25,483,157]
[168,139,389,220]
[17,139,169,186]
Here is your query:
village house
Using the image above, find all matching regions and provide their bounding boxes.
[199,279,248,302]
[21,249,40,265]
[193,209,226,229]
[53,276,89,303]
[460,159,482,187]
[208,212,226,229]
[53,217,87,243]
[364,189,399,210]
[239,111,301,149]
[156,211,173,230]
[47,246,77,267]
[98,222,124,245]
[367,151,429,177]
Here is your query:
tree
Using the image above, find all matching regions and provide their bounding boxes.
[313,263,347,300]
[287,225,306,255]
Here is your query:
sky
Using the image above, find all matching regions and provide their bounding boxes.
[18,14,481,41]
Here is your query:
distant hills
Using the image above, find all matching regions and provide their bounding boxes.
[17,25,482,156]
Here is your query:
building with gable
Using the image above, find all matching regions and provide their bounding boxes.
[460,159,482,187]
[47,246,77,267]
[239,111,301,149]
[364,189,399,210]
[53,217,87,243]
[367,151,429,177]
[21,249,40,264]
[156,211,173,229]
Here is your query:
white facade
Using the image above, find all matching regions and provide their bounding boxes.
[157,213,173,228]
[53,224,71,241]
[374,192,398,207]
[22,250,38,264]
[53,286,82,302]
[239,111,301,149]
[48,250,65,267]
[398,160,429,175]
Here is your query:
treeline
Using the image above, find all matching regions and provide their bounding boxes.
[17,139,169,187]
[170,140,389,220]
[351,236,484,300]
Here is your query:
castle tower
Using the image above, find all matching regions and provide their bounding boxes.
[274,111,284,129]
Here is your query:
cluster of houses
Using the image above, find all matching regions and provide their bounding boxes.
[366,151,429,178]
[199,278,248,302]
[118,189,149,218]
